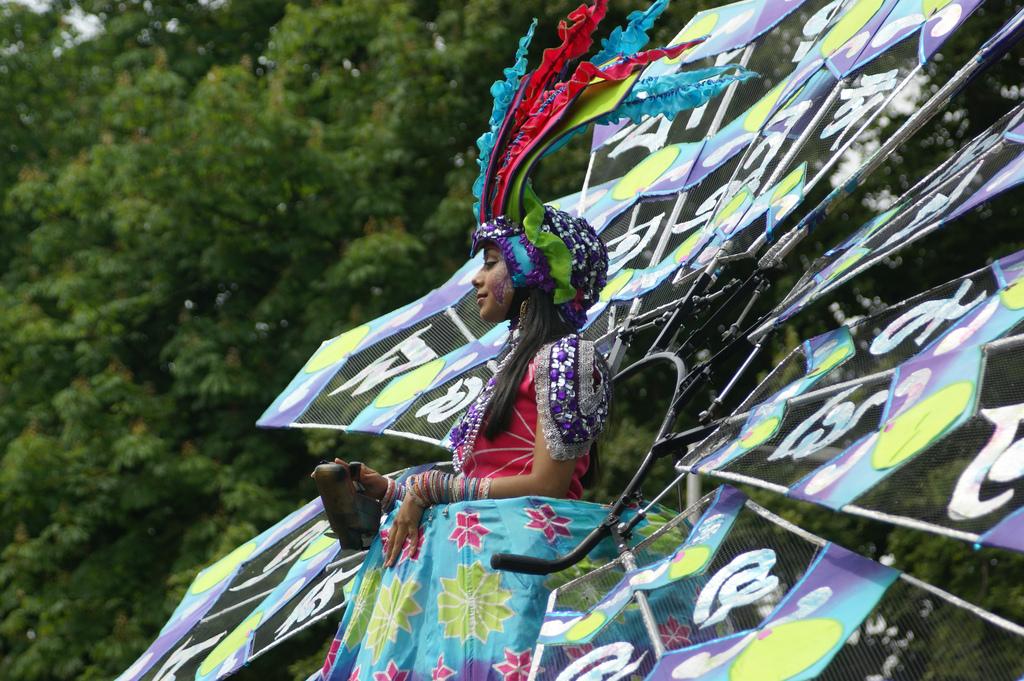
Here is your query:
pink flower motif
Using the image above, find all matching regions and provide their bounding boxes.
[449,511,491,551]
[322,639,342,676]
[493,648,532,681]
[378,528,425,564]
[431,654,456,681]
[346,665,361,681]
[402,531,425,562]
[373,661,409,681]
[659,616,692,648]
[524,504,572,543]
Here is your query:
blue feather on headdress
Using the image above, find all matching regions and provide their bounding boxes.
[595,65,758,126]
[473,19,538,216]
[537,65,756,161]
[590,0,670,66]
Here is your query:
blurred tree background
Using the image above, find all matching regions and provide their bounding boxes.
[0,0,1020,679]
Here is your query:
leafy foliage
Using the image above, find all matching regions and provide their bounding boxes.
[0,1,1021,679]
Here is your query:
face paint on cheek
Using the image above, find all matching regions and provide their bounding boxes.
[489,259,512,307]
[492,274,510,305]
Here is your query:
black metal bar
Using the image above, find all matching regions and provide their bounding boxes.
[490,518,614,574]
[699,339,763,423]
[649,422,721,458]
[649,269,713,353]
[723,275,769,340]
[676,272,759,353]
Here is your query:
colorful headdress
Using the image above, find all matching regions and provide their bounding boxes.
[472,204,609,329]
[470,0,755,324]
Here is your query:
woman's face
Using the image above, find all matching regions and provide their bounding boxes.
[471,244,515,323]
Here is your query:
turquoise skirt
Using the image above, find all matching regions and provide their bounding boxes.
[315,496,633,681]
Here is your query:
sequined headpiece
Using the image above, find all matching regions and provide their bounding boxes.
[472,204,609,329]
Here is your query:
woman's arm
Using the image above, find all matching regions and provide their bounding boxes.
[382,435,579,567]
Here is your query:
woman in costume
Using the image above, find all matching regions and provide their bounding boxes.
[315,205,612,681]
[313,3,753,678]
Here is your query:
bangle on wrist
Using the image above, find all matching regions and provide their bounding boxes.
[382,478,402,511]
[400,470,492,508]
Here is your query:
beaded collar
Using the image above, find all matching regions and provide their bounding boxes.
[449,325,521,472]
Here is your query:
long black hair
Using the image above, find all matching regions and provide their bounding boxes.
[482,287,602,487]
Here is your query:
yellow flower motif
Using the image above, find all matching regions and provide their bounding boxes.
[365,575,422,662]
[342,568,383,650]
[437,562,514,642]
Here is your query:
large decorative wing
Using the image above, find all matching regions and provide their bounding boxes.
[117,499,362,681]
[116,464,440,681]
[532,485,1024,679]
[681,238,1024,551]
[257,257,504,446]
[258,0,988,444]
[751,101,1024,338]
[568,0,989,347]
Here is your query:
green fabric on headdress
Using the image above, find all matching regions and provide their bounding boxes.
[523,185,577,304]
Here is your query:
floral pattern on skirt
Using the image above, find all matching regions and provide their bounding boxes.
[314,496,633,681]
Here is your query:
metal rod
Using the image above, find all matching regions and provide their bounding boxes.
[657,191,691,259]
[744,499,828,546]
[578,151,596,216]
[604,205,644,372]
[841,504,979,542]
[635,589,667,657]
[686,474,702,509]
[807,67,921,192]
[674,274,754,351]
[326,552,369,571]
[756,221,806,271]
[444,307,478,344]
[690,467,790,494]
[725,277,768,338]
[898,572,1024,637]
[640,468,690,515]
[615,530,667,658]
[744,500,1024,640]
[763,77,848,193]
[649,260,717,353]
[699,340,763,423]
[199,588,277,622]
[712,366,898,429]
[705,43,756,134]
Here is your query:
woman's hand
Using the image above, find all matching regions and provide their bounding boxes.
[346,459,389,500]
[309,458,389,501]
[382,496,425,568]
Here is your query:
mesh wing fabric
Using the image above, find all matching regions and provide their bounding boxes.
[682,251,1024,552]
[259,0,987,446]
[117,499,364,681]
[757,102,1024,336]
[532,486,1024,680]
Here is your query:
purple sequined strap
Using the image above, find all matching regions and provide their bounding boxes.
[535,335,611,460]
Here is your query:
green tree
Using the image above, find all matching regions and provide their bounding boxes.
[0,0,1021,679]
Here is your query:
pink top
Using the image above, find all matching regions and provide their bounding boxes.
[461,360,590,500]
